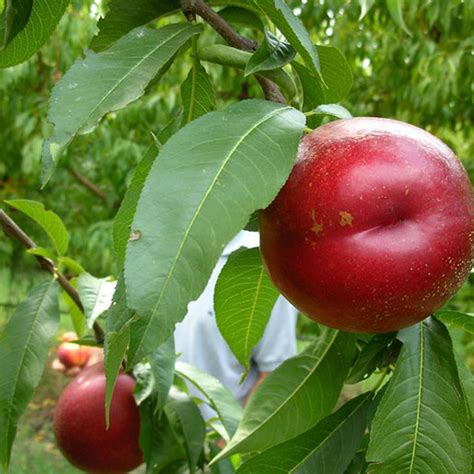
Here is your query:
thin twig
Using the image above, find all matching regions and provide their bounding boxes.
[69,167,107,203]
[191,0,286,103]
[0,209,105,344]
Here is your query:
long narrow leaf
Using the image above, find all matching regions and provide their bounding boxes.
[0,0,68,68]
[215,330,356,460]
[214,247,280,371]
[41,23,202,185]
[0,280,59,470]
[367,318,471,473]
[124,100,305,364]
[238,392,373,473]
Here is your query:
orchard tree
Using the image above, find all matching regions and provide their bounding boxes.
[0,1,473,473]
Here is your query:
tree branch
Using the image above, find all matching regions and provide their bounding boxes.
[191,0,286,103]
[69,167,107,203]
[0,209,105,344]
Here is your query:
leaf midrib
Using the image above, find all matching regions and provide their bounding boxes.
[242,263,265,364]
[131,105,291,361]
[56,25,195,138]
[230,330,339,451]
[408,323,425,473]
[290,394,370,472]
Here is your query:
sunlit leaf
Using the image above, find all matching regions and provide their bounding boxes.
[311,103,352,119]
[124,100,305,364]
[215,330,355,460]
[214,247,279,371]
[5,199,69,256]
[77,273,115,329]
[41,24,202,185]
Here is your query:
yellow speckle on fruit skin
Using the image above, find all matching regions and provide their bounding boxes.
[339,211,353,226]
[311,210,323,234]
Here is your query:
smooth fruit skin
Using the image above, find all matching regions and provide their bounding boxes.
[260,118,473,333]
[54,362,143,473]
[57,341,92,368]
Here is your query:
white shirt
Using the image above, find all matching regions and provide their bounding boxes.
[174,231,298,417]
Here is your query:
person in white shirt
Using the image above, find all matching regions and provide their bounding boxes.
[174,230,298,419]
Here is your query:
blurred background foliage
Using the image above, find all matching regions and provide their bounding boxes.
[0,0,472,329]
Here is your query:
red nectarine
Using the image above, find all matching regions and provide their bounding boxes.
[54,362,143,473]
[260,118,473,333]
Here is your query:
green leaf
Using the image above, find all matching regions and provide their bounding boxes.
[218,6,264,31]
[346,334,396,384]
[316,46,354,103]
[293,45,353,126]
[149,335,176,412]
[133,362,155,406]
[57,256,85,276]
[214,247,280,372]
[139,400,186,474]
[0,280,59,470]
[435,310,474,334]
[157,113,183,145]
[104,275,135,427]
[367,318,472,473]
[244,210,259,232]
[254,0,321,79]
[165,387,206,474]
[175,361,243,440]
[385,0,411,36]
[41,23,202,185]
[181,61,216,126]
[113,144,158,268]
[90,0,180,52]
[1,0,33,49]
[62,284,85,337]
[125,100,304,364]
[311,103,352,119]
[245,30,295,76]
[77,273,115,329]
[0,0,68,68]
[5,199,69,256]
[238,392,373,474]
[25,246,56,261]
[215,330,356,460]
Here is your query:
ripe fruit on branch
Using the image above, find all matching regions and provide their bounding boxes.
[57,331,92,368]
[54,362,143,473]
[260,117,473,333]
